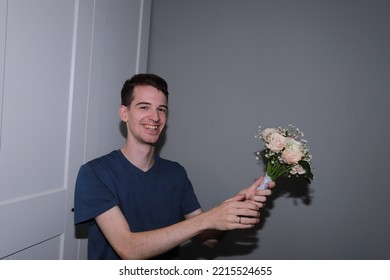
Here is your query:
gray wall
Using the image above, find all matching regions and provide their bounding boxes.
[148,0,390,259]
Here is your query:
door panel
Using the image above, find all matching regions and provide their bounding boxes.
[0,189,66,258]
[0,0,75,259]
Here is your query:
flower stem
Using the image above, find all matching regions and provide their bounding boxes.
[266,160,291,181]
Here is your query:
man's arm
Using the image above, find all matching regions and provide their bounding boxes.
[95,194,260,259]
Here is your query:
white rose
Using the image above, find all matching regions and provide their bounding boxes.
[281,138,304,164]
[261,128,278,141]
[265,132,286,152]
[290,164,306,175]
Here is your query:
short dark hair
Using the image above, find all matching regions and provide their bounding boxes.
[121,73,169,106]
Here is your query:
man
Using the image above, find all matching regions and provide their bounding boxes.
[74,73,274,259]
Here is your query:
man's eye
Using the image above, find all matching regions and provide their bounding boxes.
[139,106,149,110]
[158,108,167,113]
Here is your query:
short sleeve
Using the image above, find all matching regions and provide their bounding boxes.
[179,170,201,216]
[74,164,119,224]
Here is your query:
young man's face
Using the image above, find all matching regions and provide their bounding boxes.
[120,85,168,146]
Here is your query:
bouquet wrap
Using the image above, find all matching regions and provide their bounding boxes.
[257,174,272,190]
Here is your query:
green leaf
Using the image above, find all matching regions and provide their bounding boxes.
[299,160,313,181]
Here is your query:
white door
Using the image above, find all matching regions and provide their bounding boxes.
[0,0,151,259]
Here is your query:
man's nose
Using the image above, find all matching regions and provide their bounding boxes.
[149,109,160,122]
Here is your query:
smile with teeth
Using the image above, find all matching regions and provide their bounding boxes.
[144,125,159,130]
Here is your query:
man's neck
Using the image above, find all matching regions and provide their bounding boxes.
[121,142,155,172]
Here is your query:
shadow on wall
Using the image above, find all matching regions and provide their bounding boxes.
[180,175,313,259]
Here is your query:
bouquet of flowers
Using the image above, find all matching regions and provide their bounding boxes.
[255,124,313,190]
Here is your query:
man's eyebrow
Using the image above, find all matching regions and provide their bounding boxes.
[135,101,151,106]
[134,102,168,109]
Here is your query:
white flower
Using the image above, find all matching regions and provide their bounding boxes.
[290,164,306,175]
[260,128,278,141]
[281,138,304,164]
[266,132,286,152]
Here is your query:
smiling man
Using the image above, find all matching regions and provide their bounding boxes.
[74,73,274,260]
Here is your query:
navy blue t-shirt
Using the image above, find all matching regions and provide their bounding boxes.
[74,150,201,259]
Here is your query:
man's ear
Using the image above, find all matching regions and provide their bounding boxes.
[119,105,129,122]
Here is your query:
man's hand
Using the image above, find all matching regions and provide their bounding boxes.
[203,194,261,230]
[236,176,275,208]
